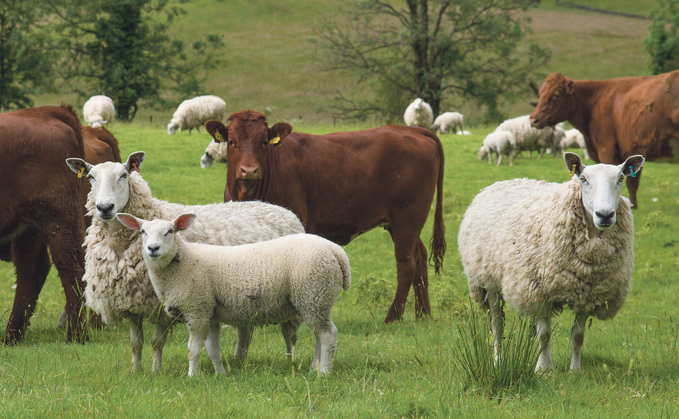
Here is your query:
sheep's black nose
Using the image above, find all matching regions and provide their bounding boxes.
[148,245,160,253]
[595,210,615,223]
[97,203,114,213]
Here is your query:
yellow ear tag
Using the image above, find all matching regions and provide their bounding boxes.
[78,167,85,179]
[214,131,224,142]
[569,163,576,176]
[269,135,281,145]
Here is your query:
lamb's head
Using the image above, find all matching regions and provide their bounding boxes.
[477,146,489,161]
[167,118,181,135]
[66,151,146,222]
[565,152,644,230]
[116,213,196,262]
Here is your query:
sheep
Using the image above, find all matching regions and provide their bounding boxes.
[117,213,351,376]
[200,139,228,168]
[65,151,305,373]
[403,98,433,127]
[546,122,566,158]
[476,130,517,166]
[560,128,591,160]
[83,95,115,128]
[167,95,226,135]
[431,111,464,135]
[458,152,644,373]
[494,114,553,159]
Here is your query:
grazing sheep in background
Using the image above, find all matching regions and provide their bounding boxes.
[494,114,553,159]
[167,95,226,135]
[117,213,351,377]
[458,152,644,372]
[547,122,567,158]
[403,98,434,127]
[200,139,228,168]
[561,128,591,160]
[477,130,517,166]
[431,112,464,135]
[83,95,115,128]
[65,152,305,372]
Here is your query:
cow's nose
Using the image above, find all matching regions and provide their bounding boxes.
[239,166,260,179]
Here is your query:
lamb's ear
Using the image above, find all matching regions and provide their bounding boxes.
[268,122,292,146]
[564,152,585,177]
[125,151,146,173]
[621,155,645,177]
[174,213,196,231]
[65,158,93,178]
[205,120,228,143]
[117,213,143,231]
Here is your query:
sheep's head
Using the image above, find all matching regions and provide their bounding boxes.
[564,152,644,231]
[66,151,146,222]
[167,118,181,135]
[116,213,196,261]
[477,146,489,161]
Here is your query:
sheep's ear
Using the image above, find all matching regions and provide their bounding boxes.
[117,213,143,230]
[174,213,196,231]
[564,152,585,177]
[65,158,93,178]
[268,122,292,146]
[621,155,645,177]
[205,120,228,143]
[125,152,145,173]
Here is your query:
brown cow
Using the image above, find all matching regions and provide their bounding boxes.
[530,71,679,208]
[204,111,446,323]
[0,105,89,343]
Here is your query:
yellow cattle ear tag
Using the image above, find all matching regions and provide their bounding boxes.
[269,135,281,145]
[569,164,576,176]
[78,167,85,178]
[214,131,224,142]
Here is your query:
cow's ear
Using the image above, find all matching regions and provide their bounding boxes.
[66,158,93,178]
[268,122,292,146]
[565,78,575,95]
[564,152,585,177]
[205,120,229,143]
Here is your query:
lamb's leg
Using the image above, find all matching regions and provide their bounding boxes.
[129,314,144,372]
[509,149,516,166]
[235,326,254,362]
[569,313,588,373]
[205,322,225,375]
[151,321,170,373]
[487,152,492,164]
[535,316,553,372]
[280,315,301,361]
[496,152,503,167]
[488,292,504,364]
[311,320,338,375]
[188,326,209,377]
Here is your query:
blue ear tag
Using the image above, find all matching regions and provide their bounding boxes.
[629,166,636,177]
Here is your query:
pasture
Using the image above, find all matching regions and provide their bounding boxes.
[0,122,678,416]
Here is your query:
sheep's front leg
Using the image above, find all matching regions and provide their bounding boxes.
[496,151,503,166]
[187,327,208,377]
[570,313,588,373]
[129,314,144,372]
[151,321,170,373]
[205,322,226,375]
[488,291,504,364]
[535,316,553,372]
[235,326,253,362]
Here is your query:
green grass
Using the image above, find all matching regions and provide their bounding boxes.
[1,123,678,416]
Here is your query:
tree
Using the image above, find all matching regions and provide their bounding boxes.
[645,0,679,75]
[310,0,550,122]
[46,0,224,121]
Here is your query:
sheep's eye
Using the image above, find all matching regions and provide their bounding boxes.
[619,175,625,182]
[580,176,587,183]
[165,229,173,236]
[140,229,146,236]
[121,172,128,179]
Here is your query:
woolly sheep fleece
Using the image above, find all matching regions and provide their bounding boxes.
[403,98,434,127]
[82,171,305,325]
[83,95,115,128]
[458,177,634,320]
[494,114,553,154]
[168,95,226,134]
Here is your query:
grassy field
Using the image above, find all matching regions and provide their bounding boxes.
[0,123,678,416]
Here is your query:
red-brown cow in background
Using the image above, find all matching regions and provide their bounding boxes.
[205,110,446,323]
[530,71,679,208]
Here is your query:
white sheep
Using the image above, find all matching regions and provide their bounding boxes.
[117,213,351,376]
[403,98,434,127]
[431,111,464,135]
[494,114,553,159]
[200,139,228,168]
[167,95,226,135]
[546,122,566,157]
[65,152,305,373]
[561,128,591,160]
[83,95,115,128]
[458,152,644,372]
[477,130,517,166]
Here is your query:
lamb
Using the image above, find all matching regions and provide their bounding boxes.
[560,128,591,160]
[494,114,553,159]
[477,130,517,166]
[458,152,644,372]
[200,139,228,168]
[167,95,226,135]
[431,111,464,135]
[83,95,115,128]
[117,213,351,376]
[65,152,305,372]
[403,98,434,127]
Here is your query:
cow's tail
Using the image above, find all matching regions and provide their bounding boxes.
[426,130,446,275]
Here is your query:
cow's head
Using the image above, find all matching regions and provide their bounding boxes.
[530,73,576,129]
[204,110,292,200]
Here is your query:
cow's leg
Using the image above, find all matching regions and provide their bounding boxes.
[625,167,642,209]
[384,226,419,323]
[4,232,50,344]
[570,313,588,373]
[411,239,431,318]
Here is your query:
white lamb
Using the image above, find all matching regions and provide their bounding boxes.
[117,213,351,376]
[83,95,115,128]
[494,114,553,159]
[431,111,464,135]
[167,95,226,135]
[560,128,591,160]
[477,130,517,166]
[65,152,305,373]
[200,139,228,168]
[403,98,434,127]
[458,152,644,373]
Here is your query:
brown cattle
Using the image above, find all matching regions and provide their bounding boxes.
[205,111,446,323]
[530,71,679,208]
[0,105,88,343]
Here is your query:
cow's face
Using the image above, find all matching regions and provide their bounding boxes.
[530,73,575,129]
